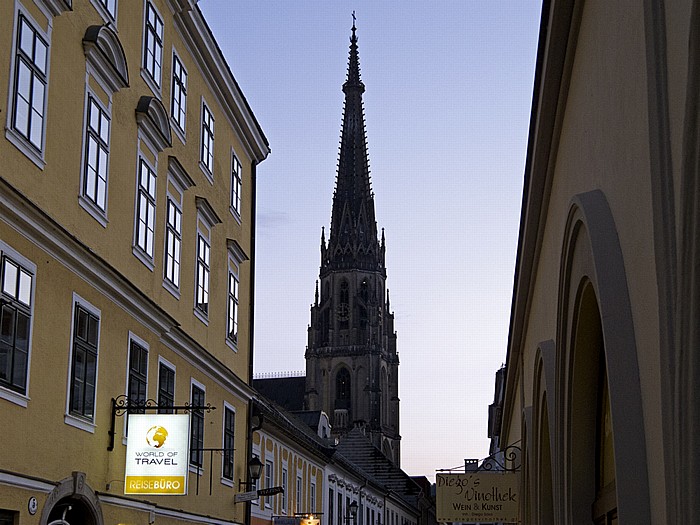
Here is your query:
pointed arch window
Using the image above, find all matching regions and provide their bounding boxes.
[335,368,351,410]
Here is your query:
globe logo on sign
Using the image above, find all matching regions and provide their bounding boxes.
[146,425,168,448]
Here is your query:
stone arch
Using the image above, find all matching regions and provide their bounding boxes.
[532,341,555,525]
[136,96,172,152]
[83,25,129,92]
[556,190,651,524]
[40,472,103,525]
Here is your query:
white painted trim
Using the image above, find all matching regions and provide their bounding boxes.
[0,471,54,492]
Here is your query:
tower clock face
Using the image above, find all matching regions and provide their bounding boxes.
[335,302,350,321]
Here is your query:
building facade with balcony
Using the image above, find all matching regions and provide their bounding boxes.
[0,1,268,524]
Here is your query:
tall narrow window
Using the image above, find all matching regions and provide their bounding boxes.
[195,234,210,316]
[157,361,174,414]
[69,305,100,420]
[222,406,235,480]
[200,103,214,176]
[231,153,242,216]
[190,383,205,467]
[329,488,335,525]
[171,53,187,133]
[282,468,288,513]
[135,159,157,259]
[82,96,110,213]
[92,0,117,22]
[265,460,273,508]
[310,481,316,513]
[128,339,148,411]
[296,475,303,513]
[11,15,48,152]
[227,270,239,346]
[143,1,163,88]
[164,198,182,287]
[0,255,33,395]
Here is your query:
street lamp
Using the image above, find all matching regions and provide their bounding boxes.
[239,456,263,490]
[345,501,358,525]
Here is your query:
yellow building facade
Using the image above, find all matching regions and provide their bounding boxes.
[0,1,268,524]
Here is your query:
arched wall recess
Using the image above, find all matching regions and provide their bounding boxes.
[556,190,651,524]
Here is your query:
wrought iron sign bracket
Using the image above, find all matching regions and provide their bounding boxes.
[108,394,216,451]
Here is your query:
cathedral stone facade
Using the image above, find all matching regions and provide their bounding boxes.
[304,21,401,466]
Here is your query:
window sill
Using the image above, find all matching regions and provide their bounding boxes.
[78,195,108,228]
[171,119,186,145]
[132,246,155,271]
[225,337,238,353]
[199,161,214,185]
[189,465,204,476]
[5,128,46,170]
[163,278,181,299]
[229,206,242,225]
[0,386,29,407]
[220,477,234,488]
[64,413,96,433]
[140,68,162,100]
[193,307,209,326]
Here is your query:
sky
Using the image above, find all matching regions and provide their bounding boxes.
[199,1,542,481]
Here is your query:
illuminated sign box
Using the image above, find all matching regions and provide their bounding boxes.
[124,414,190,495]
[436,472,520,523]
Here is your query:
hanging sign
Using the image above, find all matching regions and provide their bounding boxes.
[124,414,190,495]
[436,472,520,523]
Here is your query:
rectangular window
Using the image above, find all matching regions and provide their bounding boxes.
[82,95,110,213]
[128,339,148,412]
[69,305,99,419]
[135,159,157,259]
[164,198,182,287]
[227,270,239,346]
[157,361,174,413]
[11,15,48,151]
[171,53,187,132]
[311,482,316,513]
[265,460,273,508]
[0,510,17,525]
[200,103,214,175]
[143,1,163,88]
[195,234,210,316]
[0,255,33,394]
[231,153,242,216]
[282,468,288,513]
[329,488,334,525]
[337,493,343,525]
[92,0,116,21]
[297,475,303,513]
[222,406,235,480]
[190,383,205,467]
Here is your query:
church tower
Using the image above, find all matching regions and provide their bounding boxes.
[305,19,401,466]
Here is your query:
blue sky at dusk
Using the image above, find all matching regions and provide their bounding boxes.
[199,1,542,480]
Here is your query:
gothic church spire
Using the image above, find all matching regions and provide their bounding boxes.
[325,17,380,275]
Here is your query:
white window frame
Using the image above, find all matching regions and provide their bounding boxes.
[133,150,158,269]
[230,151,242,220]
[264,459,274,508]
[78,87,111,226]
[193,197,220,324]
[296,474,302,513]
[163,190,183,296]
[310,480,316,513]
[141,0,163,95]
[226,257,240,351]
[189,377,206,473]
[156,355,176,413]
[199,98,214,181]
[170,49,187,142]
[221,401,236,485]
[5,5,52,169]
[90,0,117,25]
[281,465,288,513]
[123,332,149,439]
[0,242,36,407]
[64,293,101,433]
